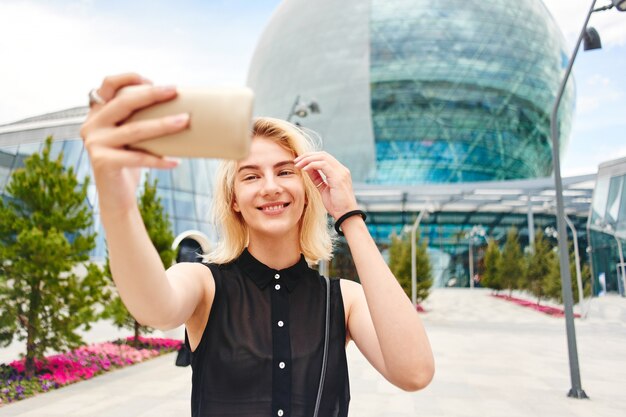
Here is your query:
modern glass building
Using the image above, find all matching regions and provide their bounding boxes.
[247,0,574,184]
[588,157,626,295]
[0,108,215,262]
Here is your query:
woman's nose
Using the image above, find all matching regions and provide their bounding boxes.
[261,175,282,195]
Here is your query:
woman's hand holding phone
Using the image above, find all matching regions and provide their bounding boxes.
[80,73,188,215]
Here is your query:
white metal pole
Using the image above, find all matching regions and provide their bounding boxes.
[411,209,428,306]
[469,239,474,289]
[614,235,625,296]
[564,215,584,312]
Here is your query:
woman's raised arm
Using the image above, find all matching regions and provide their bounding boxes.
[294,151,435,391]
[81,73,212,330]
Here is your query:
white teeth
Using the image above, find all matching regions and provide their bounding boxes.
[262,204,285,211]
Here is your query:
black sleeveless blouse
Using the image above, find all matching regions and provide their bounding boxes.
[186,249,350,417]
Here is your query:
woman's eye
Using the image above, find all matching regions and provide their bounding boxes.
[243,174,258,181]
[279,170,294,176]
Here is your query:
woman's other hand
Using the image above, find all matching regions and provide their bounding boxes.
[80,73,189,214]
[294,151,358,220]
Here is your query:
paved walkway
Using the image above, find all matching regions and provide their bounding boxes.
[1,288,625,417]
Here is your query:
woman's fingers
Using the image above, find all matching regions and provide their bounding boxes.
[295,151,359,218]
[296,156,350,186]
[305,168,325,186]
[89,112,190,149]
[94,85,178,127]
[99,73,148,102]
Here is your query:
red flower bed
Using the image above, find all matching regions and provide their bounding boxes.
[492,294,581,318]
[0,337,182,406]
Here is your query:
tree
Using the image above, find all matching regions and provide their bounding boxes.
[498,227,525,296]
[388,231,433,305]
[482,238,503,292]
[102,177,176,346]
[523,230,554,304]
[543,241,592,304]
[0,137,107,378]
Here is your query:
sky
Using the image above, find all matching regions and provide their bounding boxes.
[0,0,624,177]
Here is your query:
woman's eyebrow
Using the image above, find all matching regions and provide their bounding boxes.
[237,160,295,173]
[274,160,295,169]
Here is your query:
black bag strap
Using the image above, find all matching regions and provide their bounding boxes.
[313,276,331,417]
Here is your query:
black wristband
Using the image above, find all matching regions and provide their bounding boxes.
[334,210,367,236]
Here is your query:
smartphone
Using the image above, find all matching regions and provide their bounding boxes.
[121,86,254,159]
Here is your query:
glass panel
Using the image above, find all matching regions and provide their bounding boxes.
[0,146,18,192]
[176,219,199,235]
[615,175,626,235]
[87,184,98,210]
[62,140,83,170]
[156,188,175,224]
[91,214,107,261]
[172,159,193,192]
[194,195,212,223]
[606,176,623,227]
[191,159,212,194]
[151,168,172,189]
[591,175,610,225]
[14,142,42,169]
[75,148,90,185]
[48,140,65,161]
[198,221,217,242]
[173,190,196,220]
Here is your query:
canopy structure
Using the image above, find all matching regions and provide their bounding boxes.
[354,175,595,248]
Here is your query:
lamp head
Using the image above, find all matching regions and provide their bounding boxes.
[612,0,626,11]
[293,99,321,118]
[294,103,309,118]
[583,27,602,50]
[308,101,321,114]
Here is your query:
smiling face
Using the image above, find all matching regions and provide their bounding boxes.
[232,137,306,243]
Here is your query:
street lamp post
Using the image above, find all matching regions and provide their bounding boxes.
[466,225,486,290]
[411,208,430,306]
[550,0,625,399]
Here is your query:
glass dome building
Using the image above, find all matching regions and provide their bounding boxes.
[247,0,575,184]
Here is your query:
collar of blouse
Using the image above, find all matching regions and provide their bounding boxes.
[236,248,316,292]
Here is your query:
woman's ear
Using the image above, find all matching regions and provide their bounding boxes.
[233,199,240,212]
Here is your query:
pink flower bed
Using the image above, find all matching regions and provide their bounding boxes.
[492,294,581,318]
[0,337,182,406]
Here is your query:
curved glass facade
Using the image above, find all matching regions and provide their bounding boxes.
[247,0,574,184]
[0,110,217,261]
[369,0,573,183]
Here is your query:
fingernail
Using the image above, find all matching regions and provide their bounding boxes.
[164,157,181,166]
[141,77,153,84]
[167,113,189,126]
[156,85,177,93]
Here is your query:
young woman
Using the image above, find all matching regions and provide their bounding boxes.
[81,73,434,417]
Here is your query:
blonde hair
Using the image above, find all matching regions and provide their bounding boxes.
[203,117,333,265]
